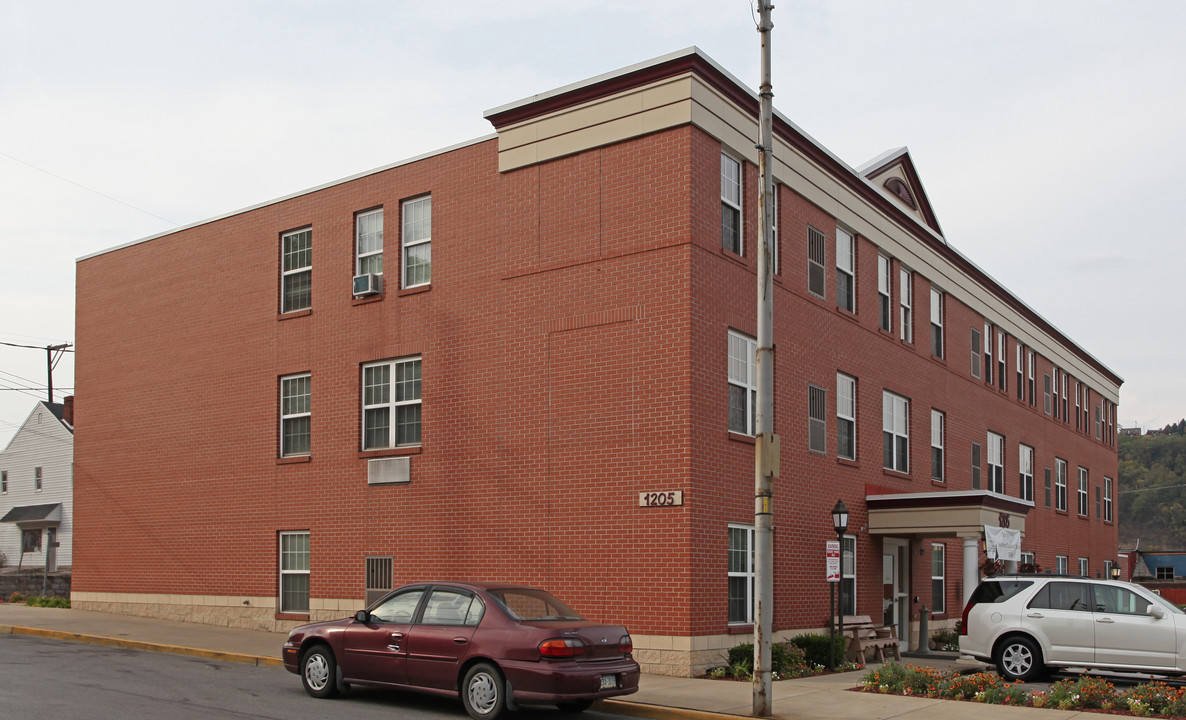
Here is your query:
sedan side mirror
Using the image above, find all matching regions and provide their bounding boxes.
[1148,604,1167,619]
[354,609,372,623]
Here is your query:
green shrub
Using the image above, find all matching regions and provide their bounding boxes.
[787,633,847,668]
[24,596,70,608]
[1047,675,1116,710]
[930,626,959,651]
[1124,681,1186,716]
[8,592,26,603]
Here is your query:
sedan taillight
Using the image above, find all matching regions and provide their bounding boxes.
[539,638,588,659]
[619,635,633,654]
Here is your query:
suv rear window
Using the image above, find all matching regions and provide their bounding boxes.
[969,579,1034,604]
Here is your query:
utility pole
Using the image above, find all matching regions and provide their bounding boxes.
[753,1,778,716]
[45,343,71,403]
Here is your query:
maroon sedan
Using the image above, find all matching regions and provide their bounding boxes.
[282,581,640,720]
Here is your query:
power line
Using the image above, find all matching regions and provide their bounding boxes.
[0,150,179,227]
[1119,483,1186,495]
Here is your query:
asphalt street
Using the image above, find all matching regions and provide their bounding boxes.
[0,633,631,720]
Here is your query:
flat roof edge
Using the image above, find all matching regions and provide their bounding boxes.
[76,133,497,263]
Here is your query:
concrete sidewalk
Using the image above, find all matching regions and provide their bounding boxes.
[0,603,1094,719]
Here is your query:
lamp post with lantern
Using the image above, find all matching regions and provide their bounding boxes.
[832,499,850,668]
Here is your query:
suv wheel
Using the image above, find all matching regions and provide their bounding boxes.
[995,635,1044,681]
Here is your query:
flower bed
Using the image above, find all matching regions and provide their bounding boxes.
[860,662,1186,716]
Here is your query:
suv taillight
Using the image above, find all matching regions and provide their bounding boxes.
[539,638,587,659]
[960,600,974,635]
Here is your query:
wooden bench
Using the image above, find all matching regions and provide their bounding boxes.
[834,615,902,664]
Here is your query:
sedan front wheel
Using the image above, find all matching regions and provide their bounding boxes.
[995,636,1044,682]
[462,662,506,720]
[301,644,340,698]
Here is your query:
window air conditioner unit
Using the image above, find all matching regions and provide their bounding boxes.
[353,273,382,297]
[368,456,409,485]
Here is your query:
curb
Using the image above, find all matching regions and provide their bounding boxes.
[0,623,284,668]
[599,699,752,720]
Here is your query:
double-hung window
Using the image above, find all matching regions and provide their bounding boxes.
[281,228,312,313]
[987,432,1004,494]
[971,443,982,489]
[356,208,384,276]
[1079,558,1090,577]
[1,470,6,494]
[728,331,757,436]
[930,410,945,481]
[280,373,311,457]
[1078,467,1090,516]
[1104,477,1113,522]
[878,255,892,332]
[34,466,42,492]
[362,358,423,449]
[1053,368,1061,420]
[997,330,1007,391]
[837,374,856,460]
[279,531,310,614]
[402,196,432,288]
[1055,459,1068,511]
[899,269,913,342]
[721,154,742,255]
[882,391,909,473]
[770,185,780,274]
[1016,345,1024,400]
[930,288,944,357]
[1028,351,1036,406]
[1075,382,1082,431]
[1055,555,1068,575]
[931,544,946,614]
[840,535,856,615]
[984,322,993,386]
[1044,373,1052,415]
[1019,444,1034,502]
[836,228,855,312]
[807,226,826,297]
[728,524,754,623]
[1061,372,1069,421]
[808,385,826,454]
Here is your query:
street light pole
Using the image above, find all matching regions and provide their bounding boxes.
[832,500,850,667]
[753,1,777,716]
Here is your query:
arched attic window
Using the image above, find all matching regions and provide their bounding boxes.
[884,177,917,210]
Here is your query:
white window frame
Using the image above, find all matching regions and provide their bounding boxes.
[930,288,944,357]
[1075,381,1082,431]
[836,227,855,312]
[987,432,1004,494]
[280,373,312,458]
[1078,466,1089,517]
[1079,557,1089,577]
[1,470,6,494]
[1056,555,1068,575]
[997,330,1007,391]
[1055,458,1068,511]
[728,330,757,436]
[728,524,754,624]
[34,466,42,492]
[1027,350,1035,406]
[279,531,311,614]
[1044,373,1052,415]
[362,357,423,450]
[837,373,856,461]
[1104,559,1114,578]
[840,534,856,616]
[984,322,993,386]
[931,409,944,482]
[401,195,432,288]
[883,391,909,473]
[1021,551,1036,570]
[721,154,742,255]
[878,255,892,332]
[1053,368,1061,419]
[1104,476,1113,522]
[1061,372,1069,421]
[899,269,912,342]
[931,544,946,614]
[281,227,312,313]
[1016,344,1024,400]
[1019,444,1034,502]
[355,207,384,276]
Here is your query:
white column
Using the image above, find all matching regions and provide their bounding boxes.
[962,536,980,606]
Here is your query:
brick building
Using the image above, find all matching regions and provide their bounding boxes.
[73,48,1121,676]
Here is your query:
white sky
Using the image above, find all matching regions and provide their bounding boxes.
[2,0,1183,447]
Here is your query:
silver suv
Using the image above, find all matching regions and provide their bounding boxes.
[960,574,1186,681]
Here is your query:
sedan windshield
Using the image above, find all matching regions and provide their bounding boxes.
[488,588,584,621]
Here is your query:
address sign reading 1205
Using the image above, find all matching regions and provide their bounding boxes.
[638,491,684,508]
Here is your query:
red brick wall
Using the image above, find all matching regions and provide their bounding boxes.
[74,123,1117,640]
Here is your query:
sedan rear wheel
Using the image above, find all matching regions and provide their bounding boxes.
[462,662,506,720]
[995,636,1044,682]
[301,644,339,698]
